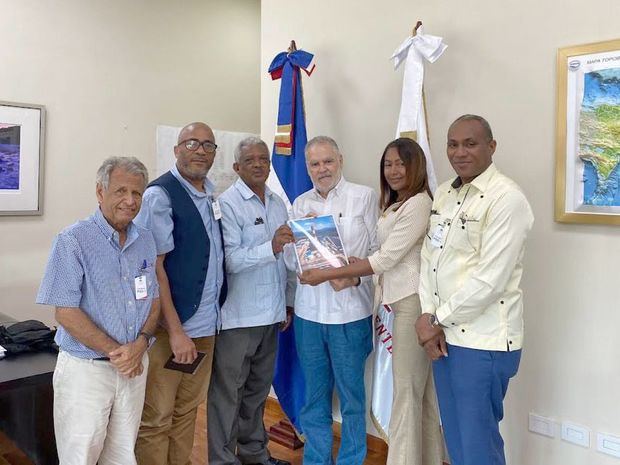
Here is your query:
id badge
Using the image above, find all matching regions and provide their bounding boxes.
[135,275,148,300]
[430,222,446,248]
[211,199,222,220]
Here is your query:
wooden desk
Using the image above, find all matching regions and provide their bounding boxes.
[0,315,58,465]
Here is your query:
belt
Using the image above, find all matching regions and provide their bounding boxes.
[92,357,110,361]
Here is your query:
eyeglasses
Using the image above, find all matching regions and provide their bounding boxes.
[178,139,218,154]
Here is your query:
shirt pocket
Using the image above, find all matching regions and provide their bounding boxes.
[131,263,157,299]
[242,223,268,246]
[145,266,158,296]
[470,303,502,337]
[338,215,365,248]
[254,283,275,313]
[449,219,482,252]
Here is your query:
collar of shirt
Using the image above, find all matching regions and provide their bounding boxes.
[92,207,138,250]
[234,177,274,202]
[450,163,498,193]
[310,175,347,201]
[171,163,215,199]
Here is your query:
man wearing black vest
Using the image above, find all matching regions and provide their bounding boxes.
[134,122,226,465]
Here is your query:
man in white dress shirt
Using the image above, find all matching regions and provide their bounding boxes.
[286,136,379,465]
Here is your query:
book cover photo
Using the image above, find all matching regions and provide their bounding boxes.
[288,215,348,273]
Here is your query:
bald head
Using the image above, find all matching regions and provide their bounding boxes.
[448,115,493,142]
[177,122,214,144]
[174,121,217,190]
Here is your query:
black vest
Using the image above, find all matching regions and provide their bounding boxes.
[149,172,227,324]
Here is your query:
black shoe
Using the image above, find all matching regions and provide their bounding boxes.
[246,458,291,465]
[267,459,291,465]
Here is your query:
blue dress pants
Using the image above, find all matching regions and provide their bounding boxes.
[294,315,373,465]
[433,344,521,465]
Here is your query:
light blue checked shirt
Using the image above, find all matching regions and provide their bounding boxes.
[219,179,294,330]
[36,208,159,359]
[134,164,224,337]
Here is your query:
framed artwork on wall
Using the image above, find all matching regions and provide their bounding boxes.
[555,39,620,224]
[0,101,46,216]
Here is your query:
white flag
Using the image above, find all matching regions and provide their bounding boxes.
[370,304,395,440]
[370,27,447,441]
[391,25,447,193]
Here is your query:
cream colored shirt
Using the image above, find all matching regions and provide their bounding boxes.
[368,192,432,305]
[284,177,379,324]
[419,164,534,351]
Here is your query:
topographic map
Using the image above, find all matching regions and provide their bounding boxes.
[579,67,620,206]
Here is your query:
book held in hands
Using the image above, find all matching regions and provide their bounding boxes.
[288,215,348,273]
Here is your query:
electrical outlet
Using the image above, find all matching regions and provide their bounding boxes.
[597,433,620,458]
[561,422,589,448]
[529,413,556,438]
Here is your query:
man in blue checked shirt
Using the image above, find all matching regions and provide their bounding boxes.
[134,122,227,465]
[207,137,294,465]
[36,156,160,465]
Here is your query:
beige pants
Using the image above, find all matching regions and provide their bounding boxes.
[135,329,215,465]
[386,294,443,465]
[53,351,148,465]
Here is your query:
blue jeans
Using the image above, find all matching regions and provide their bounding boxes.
[294,315,373,465]
[433,344,521,465]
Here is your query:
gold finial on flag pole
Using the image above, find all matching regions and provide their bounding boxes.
[412,21,422,36]
[288,40,298,53]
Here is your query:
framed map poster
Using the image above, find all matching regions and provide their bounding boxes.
[555,39,620,224]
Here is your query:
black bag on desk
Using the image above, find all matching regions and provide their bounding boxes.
[0,320,58,355]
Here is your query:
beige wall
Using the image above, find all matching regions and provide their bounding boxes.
[261,0,620,464]
[0,0,260,325]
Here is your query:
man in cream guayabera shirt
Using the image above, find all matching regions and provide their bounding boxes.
[285,136,379,465]
[415,115,534,465]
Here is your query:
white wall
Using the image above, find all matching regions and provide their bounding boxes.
[0,0,260,325]
[261,0,620,463]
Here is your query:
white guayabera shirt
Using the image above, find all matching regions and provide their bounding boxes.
[284,177,379,325]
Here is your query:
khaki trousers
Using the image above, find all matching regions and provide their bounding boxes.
[386,294,443,465]
[135,329,215,465]
[53,351,148,465]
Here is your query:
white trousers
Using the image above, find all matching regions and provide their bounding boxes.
[53,351,148,465]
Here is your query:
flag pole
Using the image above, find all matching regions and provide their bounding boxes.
[373,21,447,440]
[267,38,312,450]
[412,21,434,155]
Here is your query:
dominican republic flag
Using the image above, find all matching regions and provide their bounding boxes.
[268,47,315,435]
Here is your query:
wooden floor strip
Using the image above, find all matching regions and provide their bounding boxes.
[193,399,388,465]
[1,399,389,465]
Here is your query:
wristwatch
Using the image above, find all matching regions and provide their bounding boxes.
[138,331,154,345]
[428,314,441,328]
